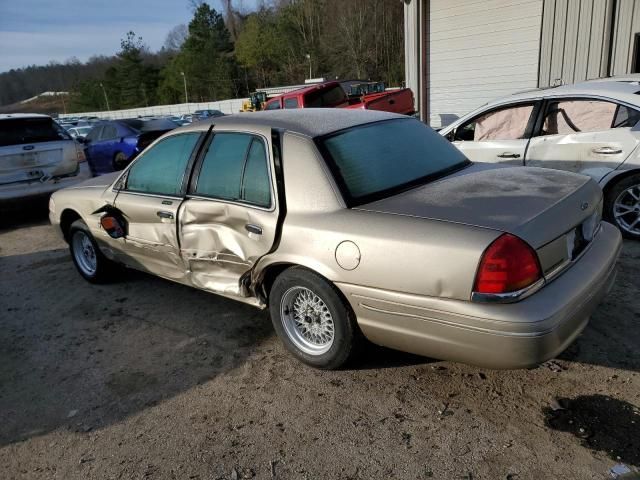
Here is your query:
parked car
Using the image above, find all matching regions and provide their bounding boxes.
[67,126,92,139]
[50,109,620,370]
[439,81,640,239]
[82,118,177,175]
[262,81,415,115]
[0,114,91,208]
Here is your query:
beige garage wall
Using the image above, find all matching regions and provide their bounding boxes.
[427,0,543,127]
[538,0,614,87]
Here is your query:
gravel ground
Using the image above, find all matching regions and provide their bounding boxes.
[1,209,639,480]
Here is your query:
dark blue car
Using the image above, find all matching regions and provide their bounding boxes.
[83,119,177,175]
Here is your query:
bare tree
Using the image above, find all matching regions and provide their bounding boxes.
[164,24,188,51]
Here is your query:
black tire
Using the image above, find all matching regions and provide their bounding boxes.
[68,219,117,283]
[269,267,362,369]
[112,151,129,171]
[604,173,640,240]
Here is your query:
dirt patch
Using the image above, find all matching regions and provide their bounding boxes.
[1,211,639,479]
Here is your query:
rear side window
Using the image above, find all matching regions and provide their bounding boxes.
[265,101,281,110]
[86,126,102,141]
[306,86,347,108]
[541,99,618,135]
[242,140,271,207]
[101,125,117,140]
[126,133,200,196]
[0,118,70,147]
[194,133,271,207]
[284,97,299,109]
[455,104,534,141]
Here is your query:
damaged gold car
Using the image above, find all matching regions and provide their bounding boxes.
[50,110,622,370]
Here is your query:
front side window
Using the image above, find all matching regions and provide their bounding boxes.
[455,104,534,141]
[265,100,281,110]
[319,118,469,205]
[126,133,200,196]
[541,99,620,135]
[194,133,271,207]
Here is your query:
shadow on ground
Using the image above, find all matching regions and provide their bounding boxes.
[543,395,640,467]
[0,246,273,447]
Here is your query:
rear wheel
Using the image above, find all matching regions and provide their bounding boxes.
[69,220,117,283]
[605,174,640,240]
[269,267,362,369]
[112,151,129,171]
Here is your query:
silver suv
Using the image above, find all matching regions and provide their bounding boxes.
[0,114,92,206]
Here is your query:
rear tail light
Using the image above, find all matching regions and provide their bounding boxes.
[473,234,542,295]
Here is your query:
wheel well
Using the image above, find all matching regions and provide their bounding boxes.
[60,209,82,242]
[603,169,640,199]
[258,263,295,301]
[257,263,351,311]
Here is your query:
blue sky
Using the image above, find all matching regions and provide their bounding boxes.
[0,0,259,73]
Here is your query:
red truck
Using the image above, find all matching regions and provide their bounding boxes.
[261,81,415,116]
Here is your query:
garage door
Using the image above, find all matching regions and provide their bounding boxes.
[427,0,543,127]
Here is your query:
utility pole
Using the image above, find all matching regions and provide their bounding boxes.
[181,72,189,104]
[99,83,111,111]
[305,53,312,79]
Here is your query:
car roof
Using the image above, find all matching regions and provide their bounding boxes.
[505,80,640,106]
[0,113,52,121]
[179,109,407,138]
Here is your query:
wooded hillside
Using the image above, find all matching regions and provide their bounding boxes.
[0,0,405,113]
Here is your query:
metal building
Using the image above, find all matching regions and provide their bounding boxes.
[405,0,640,127]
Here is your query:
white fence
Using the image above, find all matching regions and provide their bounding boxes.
[58,98,248,120]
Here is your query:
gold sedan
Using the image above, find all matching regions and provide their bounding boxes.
[50,110,621,370]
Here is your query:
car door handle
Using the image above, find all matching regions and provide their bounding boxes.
[592,146,622,155]
[497,152,521,159]
[245,224,263,235]
[156,211,174,220]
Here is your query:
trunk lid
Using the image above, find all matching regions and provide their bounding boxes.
[0,141,79,186]
[357,163,601,250]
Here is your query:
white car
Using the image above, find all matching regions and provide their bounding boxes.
[439,81,640,239]
[0,114,92,207]
[67,126,92,139]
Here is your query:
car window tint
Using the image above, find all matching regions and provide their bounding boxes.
[195,133,252,200]
[86,126,102,141]
[321,118,468,203]
[306,85,347,108]
[101,125,117,140]
[284,97,299,109]
[265,101,281,110]
[0,117,71,147]
[242,140,271,207]
[126,133,200,196]
[456,105,533,141]
[613,104,640,128]
[542,100,616,135]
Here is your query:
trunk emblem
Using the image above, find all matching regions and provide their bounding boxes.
[580,202,589,211]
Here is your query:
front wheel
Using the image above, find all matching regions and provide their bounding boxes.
[605,174,640,240]
[69,220,117,283]
[269,267,362,370]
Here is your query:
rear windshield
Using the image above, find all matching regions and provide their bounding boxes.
[318,118,470,206]
[306,85,347,108]
[0,118,71,147]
